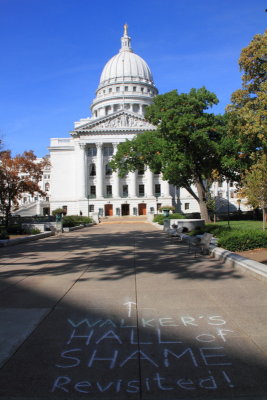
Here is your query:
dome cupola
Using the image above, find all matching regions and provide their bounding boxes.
[98,24,155,88]
[91,25,158,119]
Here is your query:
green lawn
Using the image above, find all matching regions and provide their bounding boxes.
[215,220,265,231]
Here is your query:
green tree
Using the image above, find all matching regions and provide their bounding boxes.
[227,30,267,160]
[240,154,267,230]
[0,150,49,229]
[111,88,233,222]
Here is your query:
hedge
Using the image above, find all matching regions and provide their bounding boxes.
[62,215,93,227]
[217,230,267,252]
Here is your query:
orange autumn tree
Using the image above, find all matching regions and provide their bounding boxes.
[0,150,50,229]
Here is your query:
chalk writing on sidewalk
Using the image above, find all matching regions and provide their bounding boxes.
[51,303,236,395]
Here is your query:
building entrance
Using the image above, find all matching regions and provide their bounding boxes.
[138,203,147,215]
[121,204,130,216]
[104,204,113,216]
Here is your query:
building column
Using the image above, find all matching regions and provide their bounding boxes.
[96,142,103,198]
[146,168,154,197]
[75,142,86,199]
[162,179,170,197]
[112,143,120,198]
[129,171,137,197]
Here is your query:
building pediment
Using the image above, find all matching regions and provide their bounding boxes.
[71,111,156,136]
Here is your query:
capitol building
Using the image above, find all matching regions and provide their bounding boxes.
[48,25,179,218]
[16,26,244,218]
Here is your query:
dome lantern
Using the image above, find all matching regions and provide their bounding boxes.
[120,23,132,53]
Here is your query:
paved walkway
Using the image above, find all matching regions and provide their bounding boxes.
[0,220,267,399]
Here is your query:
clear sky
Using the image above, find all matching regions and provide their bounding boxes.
[0,0,266,157]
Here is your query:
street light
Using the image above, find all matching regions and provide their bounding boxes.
[227,180,230,229]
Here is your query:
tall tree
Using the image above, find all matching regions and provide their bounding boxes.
[0,150,49,229]
[227,30,267,161]
[240,154,267,230]
[111,88,232,222]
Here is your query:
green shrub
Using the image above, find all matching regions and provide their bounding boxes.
[29,228,41,235]
[188,224,231,236]
[168,213,184,219]
[0,230,9,240]
[153,214,165,225]
[52,208,65,216]
[217,230,267,252]
[62,215,92,227]
[22,227,41,235]
[159,205,175,211]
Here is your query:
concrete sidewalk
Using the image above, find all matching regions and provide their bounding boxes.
[0,220,266,399]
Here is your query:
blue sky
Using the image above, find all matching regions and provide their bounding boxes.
[0,0,266,157]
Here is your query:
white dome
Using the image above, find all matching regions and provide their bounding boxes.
[90,26,158,119]
[99,51,154,87]
[98,25,155,88]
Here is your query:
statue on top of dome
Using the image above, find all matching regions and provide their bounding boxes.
[123,24,128,36]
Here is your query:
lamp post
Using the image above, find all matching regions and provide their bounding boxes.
[227,180,230,228]
[87,195,89,218]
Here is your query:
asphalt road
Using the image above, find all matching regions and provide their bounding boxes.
[0,220,267,399]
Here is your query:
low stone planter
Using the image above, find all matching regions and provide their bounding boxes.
[62,223,94,233]
[164,219,205,232]
[0,231,54,247]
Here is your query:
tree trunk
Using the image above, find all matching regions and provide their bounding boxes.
[195,180,210,223]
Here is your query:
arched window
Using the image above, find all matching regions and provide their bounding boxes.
[89,163,96,176]
[45,182,50,191]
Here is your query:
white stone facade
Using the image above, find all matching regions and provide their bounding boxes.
[49,25,173,217]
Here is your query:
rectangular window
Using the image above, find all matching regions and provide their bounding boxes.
[185,203,190,210]
[218,180,223,188]
[133,86,136,92]
[124,86,128,91]
[90,186,96,197]
[105,163,112,175]
[138,167,145,175]
[63,205,67,215]
[106,185,112,197]
[139,184,145,196]
[88,146,97,157]
[122,185,128,197]
[103,146,114,156]
[155,184,161,196]
[89,163,96,176]
[109,88,112,93]
[89,205,94,212]
[116,87,120,92]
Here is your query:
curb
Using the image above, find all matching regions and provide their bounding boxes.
[211,246,267,281]
[0,232,55,247]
